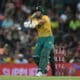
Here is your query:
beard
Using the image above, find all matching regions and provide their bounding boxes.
[36,16,41,19]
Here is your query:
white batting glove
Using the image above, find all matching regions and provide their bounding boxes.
[24,20,31,28]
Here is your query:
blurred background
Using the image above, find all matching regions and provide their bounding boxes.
[0,0,80,65]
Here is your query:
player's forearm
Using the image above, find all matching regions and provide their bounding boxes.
[38,19,45,25]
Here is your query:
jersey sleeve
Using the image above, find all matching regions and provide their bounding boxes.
[42,15,50,22]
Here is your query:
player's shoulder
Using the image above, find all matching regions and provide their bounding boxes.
[42,15,49,18]
[42,15,50,21]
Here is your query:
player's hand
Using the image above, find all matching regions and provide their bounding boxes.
[24,20,36,28]
[24,20,31,28]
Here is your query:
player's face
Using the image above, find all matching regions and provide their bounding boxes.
[36,11,41,17]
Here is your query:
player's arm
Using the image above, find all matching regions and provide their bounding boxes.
[24,18,39,28]
[38,19,46,25]
[24,16,45,28]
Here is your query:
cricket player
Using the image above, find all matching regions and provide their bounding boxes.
[24,6,54,76]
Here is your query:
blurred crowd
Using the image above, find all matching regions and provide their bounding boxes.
[0,0,80,64]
